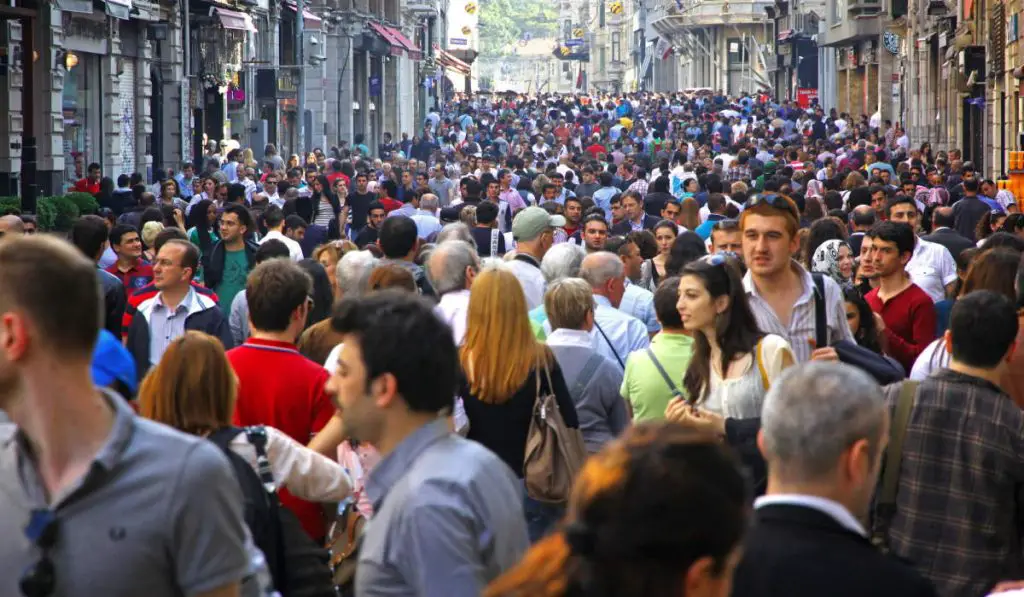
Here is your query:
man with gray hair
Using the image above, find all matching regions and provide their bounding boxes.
[578,251,649,370]
[730,362,935,597]
[528,242,585,340]
[428,240,481,345]
[412,193,442,240]
[435,222,477,248]
[298,250,378,366]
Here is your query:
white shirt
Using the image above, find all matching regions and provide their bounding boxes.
[909,337,949,381]
[907,238,957,303]
[506,256,546,310]
[434,289,470,346]
[754,494,868,537]
[259,230,304,261]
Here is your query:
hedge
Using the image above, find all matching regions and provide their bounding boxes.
[0,193,100,232]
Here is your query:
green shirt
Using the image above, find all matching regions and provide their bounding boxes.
[620,332,694,422]
[215,248,249,312]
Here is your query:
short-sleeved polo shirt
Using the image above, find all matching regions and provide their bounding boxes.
[621,332,694,421]
[0,390,250,597]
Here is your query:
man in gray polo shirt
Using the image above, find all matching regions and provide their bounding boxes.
[326,290,529,597]
[0,235,251,597]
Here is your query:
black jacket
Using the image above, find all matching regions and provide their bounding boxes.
[921,228,975,264]
[611,214,659,235]
[725,417,765,496]
[98,269,125,337]
[732,504,938,597]
[203,239,258,292]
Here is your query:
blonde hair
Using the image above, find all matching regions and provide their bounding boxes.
[141,221,165,248]
[242,147,257,168]
[461,267,550,403]
[545,278,593,331]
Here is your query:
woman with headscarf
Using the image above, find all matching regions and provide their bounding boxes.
[810,238,855,290]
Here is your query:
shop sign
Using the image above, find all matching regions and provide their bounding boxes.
[796,87,818,108]
[449,37,468,46]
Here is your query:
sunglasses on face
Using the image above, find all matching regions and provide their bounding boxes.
[21,509,59,597]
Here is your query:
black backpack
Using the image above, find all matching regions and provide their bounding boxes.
[208,426,336,597]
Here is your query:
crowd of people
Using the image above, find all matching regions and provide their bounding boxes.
[2,89,1024,597]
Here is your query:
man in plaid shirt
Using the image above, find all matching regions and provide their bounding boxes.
[874,290,1024,597]
[726,150,752,182]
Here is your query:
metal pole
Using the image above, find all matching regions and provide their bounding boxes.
[183,0,192,166]
[296,0,305,156]
[21,15,36,213]
[1002,91,1007,179]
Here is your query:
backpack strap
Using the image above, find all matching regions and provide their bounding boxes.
[490,228,500,257]
[810,272,829,349]
[645,347,683,400]
[872,381,919,550]
[244,425,278,494]
[207,426,245,452]
[756,338,770,391]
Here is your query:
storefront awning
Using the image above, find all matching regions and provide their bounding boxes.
[55,0,93,14]
[437,49,471,76]
[104,0,132,20]
[283,1,322,30]
[384,25,421,60]
[368,21,405,57]
[212,6,258,32]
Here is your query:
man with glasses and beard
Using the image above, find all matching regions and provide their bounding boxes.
[0,235,251,597]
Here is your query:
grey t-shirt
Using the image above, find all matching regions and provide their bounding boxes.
[0,390,251,596]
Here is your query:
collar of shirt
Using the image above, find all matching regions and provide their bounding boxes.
[242,337,300,354]
[546,328,593,349]
[366,419,450,510]
[438,288,470,312]
[594,294,613,309]
[11,388,135,507]
[155,286,197,316]
[754,494,868,537]
[743,260,815,306]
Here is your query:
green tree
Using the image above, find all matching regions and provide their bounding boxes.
[478,0,558,56]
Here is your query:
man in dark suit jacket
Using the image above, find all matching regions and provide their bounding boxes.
[611,190,658,235]
[730,362,938,597]
[922,206,975,264]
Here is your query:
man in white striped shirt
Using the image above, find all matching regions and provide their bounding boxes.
[740,195,854,363]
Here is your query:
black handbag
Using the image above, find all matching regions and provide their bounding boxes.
[811,273,906,384]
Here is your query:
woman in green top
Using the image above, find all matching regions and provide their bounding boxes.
[186,199,219,283]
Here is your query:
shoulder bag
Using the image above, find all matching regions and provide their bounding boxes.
[523,360,588,504]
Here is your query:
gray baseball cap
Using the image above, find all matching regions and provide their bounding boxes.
[512,206,566,241]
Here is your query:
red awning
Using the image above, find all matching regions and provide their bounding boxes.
[437,49,471,76]
[283,1,322,29]
[384,25,422,60]
[213,7,258,32]
[368,21,405,57]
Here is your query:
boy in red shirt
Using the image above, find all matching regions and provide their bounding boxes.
[864,221,937,372]
[228,258,336,540]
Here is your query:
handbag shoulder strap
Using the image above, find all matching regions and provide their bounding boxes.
[571,354,606,402]
[593,320,625,368]
[811,272,829,349]
[872,380,919,548]
[645,347,683,398]
[756,338,770,391]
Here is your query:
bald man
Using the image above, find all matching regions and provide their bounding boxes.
[0,214,24,236]
[922,205,974,262]
[847,205,876,255]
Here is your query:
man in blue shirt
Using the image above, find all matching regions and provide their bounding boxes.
[326,292,528,597]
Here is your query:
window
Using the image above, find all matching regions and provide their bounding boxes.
[612,31,621,62]
[830,0,845,24]
[599,0,606,27]
[564,19,572,40]
[726,37,748,64]
[599,46,607,70]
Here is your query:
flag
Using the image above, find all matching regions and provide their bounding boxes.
[655,38,672,60]
[576,68,584,89]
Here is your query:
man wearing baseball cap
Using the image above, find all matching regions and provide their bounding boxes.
[508,206,565,309]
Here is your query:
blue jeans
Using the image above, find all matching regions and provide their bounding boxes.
[522,481,565,543]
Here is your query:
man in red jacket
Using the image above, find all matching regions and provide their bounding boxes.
[228,258,336,541]
[74,162,102,194]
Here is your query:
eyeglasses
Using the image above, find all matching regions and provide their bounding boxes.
[20,509,59,597]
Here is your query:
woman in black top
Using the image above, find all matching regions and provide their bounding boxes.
[460,267,578,542]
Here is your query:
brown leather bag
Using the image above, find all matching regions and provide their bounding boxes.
[523,360,588,504]
[325,501,365,590]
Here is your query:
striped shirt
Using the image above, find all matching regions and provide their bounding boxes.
[743,262,854,364]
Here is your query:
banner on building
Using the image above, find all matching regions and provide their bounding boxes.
[796,87,818,108]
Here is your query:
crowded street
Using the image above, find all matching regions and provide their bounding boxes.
[1,90,1024,597]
